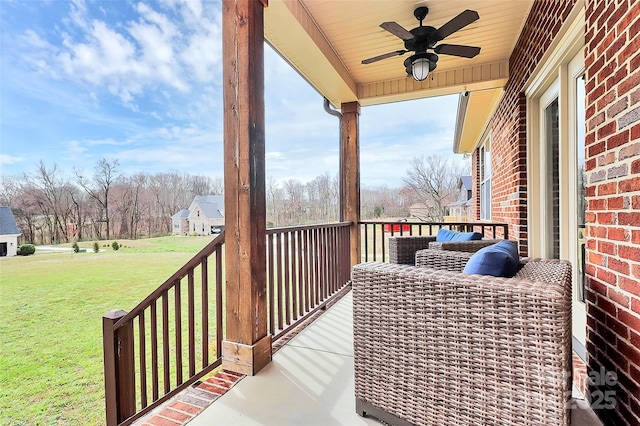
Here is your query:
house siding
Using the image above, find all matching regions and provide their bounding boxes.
[584,0,640,424]
[476,0,577,255]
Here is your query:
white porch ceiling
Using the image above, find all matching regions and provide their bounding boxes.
[264,0,533,108]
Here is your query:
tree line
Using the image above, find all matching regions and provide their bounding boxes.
[0,159,223,244]
[1,155,466,245]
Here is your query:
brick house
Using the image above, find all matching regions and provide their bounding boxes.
[172,195,225,236]
[0,207,20,257]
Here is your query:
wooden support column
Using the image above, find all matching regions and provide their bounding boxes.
[221,0,271,376]
[341,101,361,267]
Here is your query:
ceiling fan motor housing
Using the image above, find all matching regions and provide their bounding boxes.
[405,26,439,52]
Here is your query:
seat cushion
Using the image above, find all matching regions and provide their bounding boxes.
[436,228,483,242]
[463,240,519,277]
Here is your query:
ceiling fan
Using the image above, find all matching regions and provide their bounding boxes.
[362,7,481,81]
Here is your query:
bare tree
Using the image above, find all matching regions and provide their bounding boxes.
[75,158,121,239]
[402,155,466,221]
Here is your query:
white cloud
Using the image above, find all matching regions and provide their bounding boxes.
[0,154,25,166]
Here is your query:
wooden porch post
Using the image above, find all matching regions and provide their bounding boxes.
[221,0,271,376]
[341,102,361,267]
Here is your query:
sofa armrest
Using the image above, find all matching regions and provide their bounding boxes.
[388,235,436,264]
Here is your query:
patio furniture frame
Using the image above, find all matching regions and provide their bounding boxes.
[389,236,501,265]
[352,258,573,425]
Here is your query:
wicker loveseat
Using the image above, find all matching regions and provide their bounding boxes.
[352,258,573,426]
[388,235,500,265]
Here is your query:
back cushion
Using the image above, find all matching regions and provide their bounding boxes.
[462,240,519,277]
[436,229,483,242]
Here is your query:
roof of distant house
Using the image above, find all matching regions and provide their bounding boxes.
[172,209,190,219]
[460,176,472,190]
[194,195,224,219]
[0,207,20,235]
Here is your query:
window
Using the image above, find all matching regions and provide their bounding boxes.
[479,137,491,220]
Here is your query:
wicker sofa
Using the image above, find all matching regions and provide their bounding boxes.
[352,257,573,426]
[388,235,500,265]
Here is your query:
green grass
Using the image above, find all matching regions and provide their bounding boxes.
[0,236,212,425]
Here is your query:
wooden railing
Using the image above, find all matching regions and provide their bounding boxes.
[359,221,509,262]
[266,222,352,341]
[103,223,353,425]
[103,232,225,426]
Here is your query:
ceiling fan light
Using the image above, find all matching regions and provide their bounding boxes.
[412,57,430,81]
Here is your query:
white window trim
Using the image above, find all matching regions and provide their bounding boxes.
[479,135,492,221]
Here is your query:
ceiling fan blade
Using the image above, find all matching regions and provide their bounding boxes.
[361,50,408,64]
[435,44,481,58]
[435,9,479,40]
[380,22,415,41]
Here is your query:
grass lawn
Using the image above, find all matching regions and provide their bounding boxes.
[0,236,212,425]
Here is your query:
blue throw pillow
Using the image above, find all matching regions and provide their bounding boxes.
[463,240,519,277]
[436,228,483,242]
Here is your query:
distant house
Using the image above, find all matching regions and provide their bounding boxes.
[0,207,21,257]
[172,195,224,236]
[447,176,473,221]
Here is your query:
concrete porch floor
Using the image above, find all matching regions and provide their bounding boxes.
[188,291,602,426]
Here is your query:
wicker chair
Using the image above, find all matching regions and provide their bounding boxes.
[388,235,500,265]
[352,258,573,426]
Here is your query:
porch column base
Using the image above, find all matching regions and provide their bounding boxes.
[221,334,272,376]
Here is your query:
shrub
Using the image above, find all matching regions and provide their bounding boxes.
[112,241,120,251]
[17,244,36,256]
[72,242,80,253]
[93,242,100,253]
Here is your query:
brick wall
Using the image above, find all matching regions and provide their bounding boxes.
[584,0,640,424]
[482,0,577,256]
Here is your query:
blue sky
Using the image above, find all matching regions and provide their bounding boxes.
[0,0,463,188]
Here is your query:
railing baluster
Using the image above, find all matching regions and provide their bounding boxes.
[215,247,223,358]
[291,231,298,321]
[364,223,369,262]
[276,233,283,331]
[304,229,310,314]
[296,230,304,318]
[372,224,377,261]
[161,291,170,394]
[284,231,291,326]
[174,281,183,386]
[268,233,275,335]
[139,310,147,409]
[201,258,209,368]
[150,300,158,401]
[187,271,195,377]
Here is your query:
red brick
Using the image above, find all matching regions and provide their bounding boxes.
[590,252,605,266]
[608,227,628,241]
[169,401,201,415]
[609,257,630,275]
[217,371,242,382]
[619,245,640,263]
[598,212,615,224]
[204,377,232,389]
[599,295,619,317]
[632,122,640,141]
[608,97,628,119]
[197,381,226,395]
[633,195,640,209]
[619,309,640,334]
[147,416,183,426]
[598,182,618,195]
[607,314,630,339]
[160,408,191,423]
[609,288,631,308]
[590,198,607,210]
[609,196,628,209]
[597,121,617,139]
[618,337,640,367]
[607,129,630,149]
[597,267,617,286]
[633,159,640,174]
[619,24,640,64]
[620,212,640,226]
[620,177,640,193]
[599,240,617,255]
[591,278,608,296]
[633,230,640,244]
[620,69,640,97]
[589,112,606,131]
